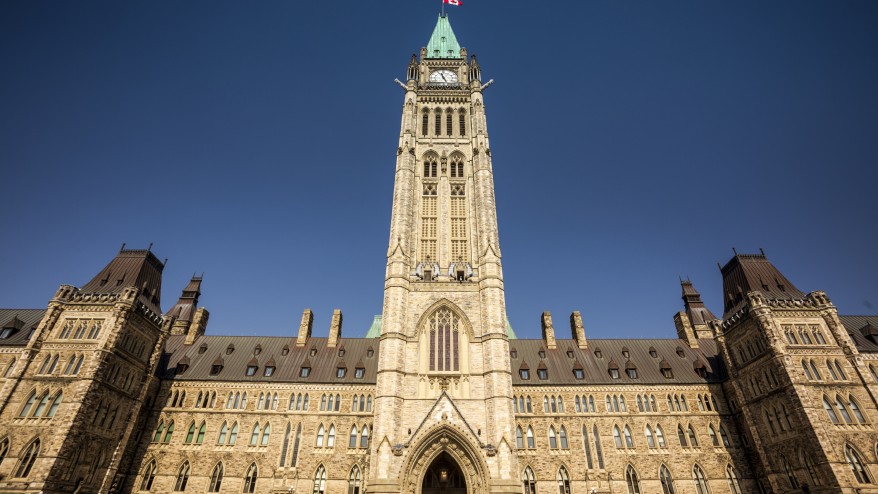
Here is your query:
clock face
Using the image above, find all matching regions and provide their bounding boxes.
[429,70,458,84]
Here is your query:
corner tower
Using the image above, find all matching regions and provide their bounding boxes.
[372,14,519,494]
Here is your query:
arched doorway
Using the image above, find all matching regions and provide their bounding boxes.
[422,452,467,494]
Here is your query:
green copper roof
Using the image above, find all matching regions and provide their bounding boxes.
[426,14,462,59]
[506,317,518,339]
[365,315,382,338]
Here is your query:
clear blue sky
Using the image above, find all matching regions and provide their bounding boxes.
[1,1,877,339]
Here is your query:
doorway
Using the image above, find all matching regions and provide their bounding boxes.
[421,452,467,494]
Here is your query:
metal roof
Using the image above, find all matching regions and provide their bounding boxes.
[721,253,805,317]
[0,309,46,346]
[840,315,878,353]
[426,14,462,59]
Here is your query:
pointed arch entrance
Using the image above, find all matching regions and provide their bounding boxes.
[402,425,488,494]
[422,452,467,494]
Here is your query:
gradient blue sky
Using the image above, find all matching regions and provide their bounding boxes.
[2,1,877,339]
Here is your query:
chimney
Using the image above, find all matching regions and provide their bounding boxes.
[185,307,209,345]
[296,309,313,347]
[673,311,699,349]
[541,311,556,349]
[328,309,343,348]
[570,311,587,349]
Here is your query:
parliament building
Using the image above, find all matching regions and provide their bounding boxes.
[2,13,878,494]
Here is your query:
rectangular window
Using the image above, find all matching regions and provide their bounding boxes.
[573,369,584,379]
[355,368,365,379]
[336,368,346,378]
[246,366,257,376]
[299,367,311,378]
[520,369,530,380]
[537,369,548,380]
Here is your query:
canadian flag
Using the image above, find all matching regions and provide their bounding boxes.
[444,0,462,5]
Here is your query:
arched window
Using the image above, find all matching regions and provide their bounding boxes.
[549,426,557,449]
[45,391,62,417]
[316,424,325,447]
[174,461,190,491]
[241,392,247,409]
[422,110,429,136]
[313,465,327,494]
[810,360,822,380]
[802,454,819,486]
[229,422,239,445]
[197,422,207,444]
[434,109,442,135]
[327,425,336,447]
[0,437,8,463]
[557,466,571,494]
[593,425,605,469]
[575,396,581,412]
[645,425,655,448]
[261,423,271,445]
[349,465,362,494]
[459,109,466,136]
[719,425,731,447]
[823,396,839,423]
[655,425,666,448]
[427,307,462,371]
[582,425,593,468]
[526,426,535,448]
[353,395,359,412]
[523,466,536,494]
[366,395,372,412]
[185,422,196,444]
[613,425,623,448]
[303,394,310,410]
[328,394,334,411]
[19,390,37,417]
[153,421,165,443]
[227,393,234,409]
[660,464,675,494]
[291,423,302,467]
[243,463,258,493]
[257,393,265,410]
[726,464,742,494]
[781,455,798,488]
[836,397,854,424]
[515,426,524,449]
[140,459,157,491]
[446,109,453,136]
[623,425,634,448]
[626,465,641,494]
[350,425,359,448]
[677,424,687,447]
[208,462,224,492]
[693,464,710,494]
[250,423,261,445]
[559,426,568,449]
[163,421,175,443]
[218,421,229,444]
[845,444,871,483]
[360,425,370,448]
[32,392,50,417]
[849,396,866,423]
[708,425,719,446]
[272,393,279,410]
[687,425,699,447]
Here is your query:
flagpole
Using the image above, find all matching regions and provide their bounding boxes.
[441,0,445,17]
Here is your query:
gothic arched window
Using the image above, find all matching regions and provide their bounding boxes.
[243,463,258,493]
[348,465,362,494]
[427,308,461,372]
[693,464,710,494]
[581,425,593,468]
[515,426,524,449]
[140,460,157,491]
[422,110,429,136]
[173,461,190,491]
[229,422,239,445]
[557,466,571,494]
[208,462,224,493]
[313,465,327,494]
[459,109,466,136]
[660,464,675,494]
[626,465,641,494]
[434,108,442,135]
[845,444,871,484]
[290,423,302,467]
[522,466,535,494]
[726,464,742,494]
[446,108,453,135]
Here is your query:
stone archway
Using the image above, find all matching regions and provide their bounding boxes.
[402,426,488,494]
[421,452,467,494]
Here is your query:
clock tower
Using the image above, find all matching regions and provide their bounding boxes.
[370,13,519,494]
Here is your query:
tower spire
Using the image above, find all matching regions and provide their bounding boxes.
[426,13,462,59]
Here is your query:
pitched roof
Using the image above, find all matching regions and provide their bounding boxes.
[165,275,202,322]
[161,335,379,383]
[364,315,382,338]
[426,13,462,59]
[840,315,878,353]
[0,309,45,346]
[720,252,805,317]
[80,247,165,314]
[681,279,717,325]
[509,338,725,385]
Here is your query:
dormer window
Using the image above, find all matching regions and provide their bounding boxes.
[676,347,685,358]
[566,350,574,358]
[573,369,584,379]
[355,367,365,379]
[226,344,235,355]
[338,348,345,357]
[210,364,223,375]
[175,363,189,374]
[621,348,630,359]
[254,345,262,356]
[366,348,374,358]
[594,349,602,359]
[510,349,518,359]
[336,367,346,378]
[246,365,257,376]
[299,367,311,378]
[537,369,548,380]
[649,347,657,358]
[519,369,530,380]
[263,366,275,377]
[0,328,12,339]
[626,368,638,379]
[661,368,673,379]
[309,348,318,357]
[198,344,207,355]
[538,350,546,359]
[281,345,290,356]
[609,369,620,379]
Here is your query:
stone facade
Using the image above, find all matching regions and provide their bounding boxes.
[1,12,878,494]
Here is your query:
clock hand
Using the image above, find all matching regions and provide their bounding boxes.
[441,72,447,82]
